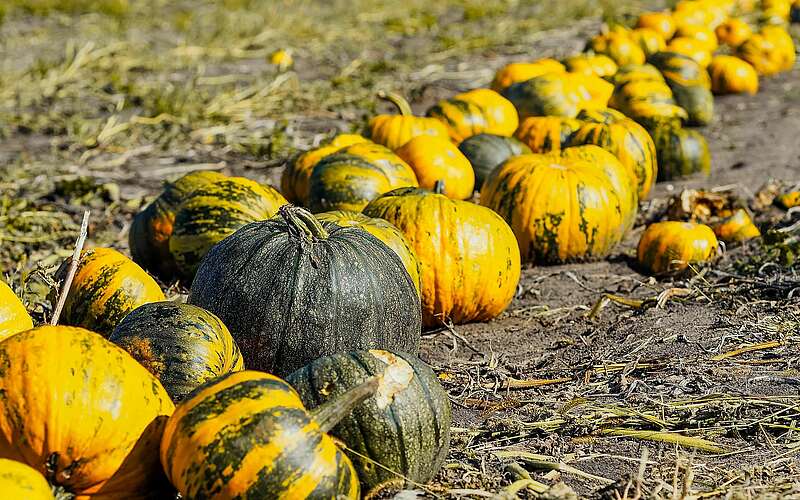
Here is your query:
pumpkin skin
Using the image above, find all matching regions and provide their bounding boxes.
[761,26,796,72]
[160,370,360,499]
[189,206,422,376]
[652,126,711,181]
[636,11,677,39]
[563,54,619,77]
[709,55,759,95]
[625,101,689,135]
[368,92,449,150]
[667,37,713,68]
[396,136,475,199]
[0,459,54,500]
[637,221,719,275]
[0,280,32,341]
[490,59,565,91]
[129,170,226,280]
[109,302,244,402]
[315,210,422,295]
[609,79,676,113]
[57,247,165,336]
[480,151,635,263]
[502,73,581,119]
[715,18,753,47]
[426,88,518,142]
[673,25,719,51]
[612,63,665,86]
[629,28,667,57]
[457,134,531,190]
[287,350,451,497]
[308,142,419,212]
[364,187,520,328]
[280,134,368,204]
[648,51,711,88]
[587,32,646,66]
[713,208,761,243]
[514,116,582,154]
[0,326,174,499]
[169,177,287,280]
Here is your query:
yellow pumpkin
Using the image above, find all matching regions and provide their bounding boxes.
[587,32,646,66]
[712,208,761,243]
[490,59,566,91]
[708,55,759,94]
[637,221,720,275]
[761,25,796,71]
[280,134,368,204]
[368,92,449,150]
[737,29,794,75]
[396,136,475,199]
[0,459,54,500]
[715,18,753,47]
[636,11,677,39]
[674,24,719,51]
[0,280,32,341]
[563,54,619,78]
[513,116,582,153]
[629,28,667,57]
[667,37,713,67]
[426,89,518,142]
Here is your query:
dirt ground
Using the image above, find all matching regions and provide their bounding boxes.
[1,1,800,498]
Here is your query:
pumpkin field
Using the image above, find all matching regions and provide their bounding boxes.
[2,0,800,497]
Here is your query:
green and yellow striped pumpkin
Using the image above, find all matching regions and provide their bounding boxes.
[0,280,32,342]
[652,126,711,181]
[514,116,582,154]
[563,53,619,77]
[0,459,53,500]
[457,134,531,190]
[426,88,518,142]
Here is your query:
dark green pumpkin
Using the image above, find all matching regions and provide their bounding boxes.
[287,350,451,497]
[457,134,531,189]
[188,205,422,377]
[109,301,244,402]
[653,126,711,181]
[669,84,714,126]
[500,74,579,119]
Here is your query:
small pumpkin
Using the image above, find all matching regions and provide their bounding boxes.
[308,142,419,212]
[673,24,719,51]
[426,88,519,142]
[609,79,676,113]
[364,185,520,328]
[0,326,175,498]
[625,101,689,134]
[56,247,165,336]
[396,135,475,199]
[563,54,619,77]
[514,116,582,154]
[648,51,711,88]
[458,134,531,190]
[629,28,667,57]
[652,125,712,181]
[587,32,647,66]
[280,134,368,205]
[169,176,287,280]
[490,58,566,91]
[708,55,759,95]
[189,205,421,376]
[636,11,677,39]
[713,208,761,243]
[0,459,54,500]
[480,148,637,263]
[715,18,753,47]
[776,188,800,209]
[736,30,794,75]
[129,170,226,279]
[612,63,665,86]
[0,280,32,341]
[109,302,244,402]
[761,0,793,22]
[287,350,451,497]
[637,221,719,275]
[666,37,713,67]
[315,210,422,295]
[368,91,449,150]
[501,73,582,119]
[761,25,796,71]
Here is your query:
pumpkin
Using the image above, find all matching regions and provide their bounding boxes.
[368,91,449,150]
[189,205,421,376]
[587,32,646,66]
[280,134,368,204]
[715,18,753,47]
[287,350,451,497]
[776,189,800,209]
[612,63,665,86]
[480,148,636,263]
[563,54,619,77]
[652,126,712,181]
[426,88,518,142]
[673,24,719,51]
[458,134,531,189]
[667,37,713,67]
[713,208,761,243]
[671,83,715,126]
[129,170,226,279]
[501,73,582,118]
[0,459,54,500]
[363,185,520,327]
[0,280,32,341]
[308,142,419,212]
[490,58,566,91]
[569,72,615,108]
[396,135,475,199]
[109,302,244,402]
[568,108,658,200]
[0,326,174,498]
[315,210,422,294]
[609,79,676,112]
[514,116,582,153]
[708,55,759,95]
[736,30,794,75]
[637,221,719,275]
[761,25,796,71]
[56,247,165,336]
[636,11,677,39]
[625,101,689,134]
[761,0,792,22]
[629,28,667,57]
[648,51,711,88]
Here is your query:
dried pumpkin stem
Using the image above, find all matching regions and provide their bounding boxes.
[433,180,445,194]
[279,205,329,241]
[51,210,90,325]
[377,90,413,116]
[312,376,379,433]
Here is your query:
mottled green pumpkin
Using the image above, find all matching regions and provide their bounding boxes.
[109,302,245,402]
[426,88,519,142]
[287,350,451,497]
[652,126,711,181]
[648,51,711,88]
[457,134,531,189]
[501,73,581,119]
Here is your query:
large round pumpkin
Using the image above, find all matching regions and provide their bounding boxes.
[56,247,165,336]
[287,350,451,497]
[514,116,582,154]
[396,136,475,199]
[708,55,759,95]
[490,59,565,91]
[0,459,54,500]
[652,126,711,181]
[189,205,421,376]
[480,149,636,263]
[109,301,244,402]
[368,91,449,150]
[426,88,518,142]
[129,170,226,280]
[0,326,175,499]
[0,280,32,342]
[457,133,531,190]
[315,210,422,295]
[637,221,719,275]
[715,18,753,47]
[169,176,287,280]
[363,186,520,328]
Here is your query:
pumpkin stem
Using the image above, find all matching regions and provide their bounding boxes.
[377,90,413,116]
[280,205,329,241]
[433,180,445,194]
[312,376,379,433]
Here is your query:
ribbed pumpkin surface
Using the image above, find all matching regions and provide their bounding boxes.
[0,459,54,500]
[637,221,719,275]
[0,280,32,342]
[426,88,518,142]
[514,116,582,154]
